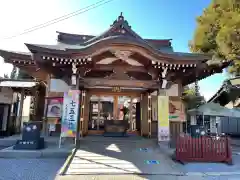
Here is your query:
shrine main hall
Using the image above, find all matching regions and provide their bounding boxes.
[0,13,230,138]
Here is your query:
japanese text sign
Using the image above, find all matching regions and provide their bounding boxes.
[61,90,80,137]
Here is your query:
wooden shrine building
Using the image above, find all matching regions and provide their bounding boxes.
[0,13,231,138]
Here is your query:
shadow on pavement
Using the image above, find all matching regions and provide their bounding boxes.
[57,137,182,179]
[58,148,78,175]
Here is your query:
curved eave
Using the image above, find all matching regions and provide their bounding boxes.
[25,43,70,56]
[56,31,94,38]
[0,49,32,63]
[208,76,239,103]
[183,61,231,86]
[25,36,209,63]
[56,31,95,43]
[208,87,239,106]
[208,86,225,103]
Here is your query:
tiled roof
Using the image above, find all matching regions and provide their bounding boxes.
[208,76,240,103]
[0,49,32,60]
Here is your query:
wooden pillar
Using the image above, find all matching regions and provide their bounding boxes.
[43,74,51,136]
[83,90,90,136]
[147,93,152,138]
[35,85,46,122]
[97,97,101,130]
[113,96,118,119]
[79,90,85,137]
[141,92,149,137]
[140,94,143,136]
[129,97,133,131]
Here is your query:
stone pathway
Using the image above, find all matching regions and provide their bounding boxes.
[62,137,181,176]
[54,136,240,179]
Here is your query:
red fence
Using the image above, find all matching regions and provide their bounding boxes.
[175,135,232,164]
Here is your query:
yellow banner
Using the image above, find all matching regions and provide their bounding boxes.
[158,96,169,127]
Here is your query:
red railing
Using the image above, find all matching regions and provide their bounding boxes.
[175,135,232,164]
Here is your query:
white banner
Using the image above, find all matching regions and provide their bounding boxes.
[61,90,80,137]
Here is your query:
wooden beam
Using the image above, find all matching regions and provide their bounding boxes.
[83,78,159,89]
[91,64,148,73]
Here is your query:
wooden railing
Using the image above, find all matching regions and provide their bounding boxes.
[175,134,232,164]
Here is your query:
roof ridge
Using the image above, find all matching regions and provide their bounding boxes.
[84,13,149,45]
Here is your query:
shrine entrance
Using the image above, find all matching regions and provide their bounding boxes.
[86,90,141,136]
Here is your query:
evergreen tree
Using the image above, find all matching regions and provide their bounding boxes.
[10,66,18,79]
[190,0,240,76]
[17,69,33,79]
[182,84,205,110]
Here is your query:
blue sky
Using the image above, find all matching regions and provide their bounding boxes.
[0,0,228,100]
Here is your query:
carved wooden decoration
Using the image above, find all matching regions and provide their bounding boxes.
[109,50,144,66]
[97,57,143,66]
[112,86,121,92]
[108,67,131,80]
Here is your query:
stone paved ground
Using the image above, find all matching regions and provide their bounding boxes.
[182,156,240,174]
[56,137,240,179]
[63,138,182,175]
[2,136,240,180]
[57,174,240,179]
[0,157,240,180]
[0,158,65,180]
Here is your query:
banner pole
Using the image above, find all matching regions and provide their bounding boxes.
[58,135,62,148]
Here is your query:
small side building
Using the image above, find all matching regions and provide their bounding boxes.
[0,79,46,137]
[208,77,240,135]
[208,76,240,108]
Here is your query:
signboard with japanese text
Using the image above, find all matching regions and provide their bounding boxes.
[60,90,80,137]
